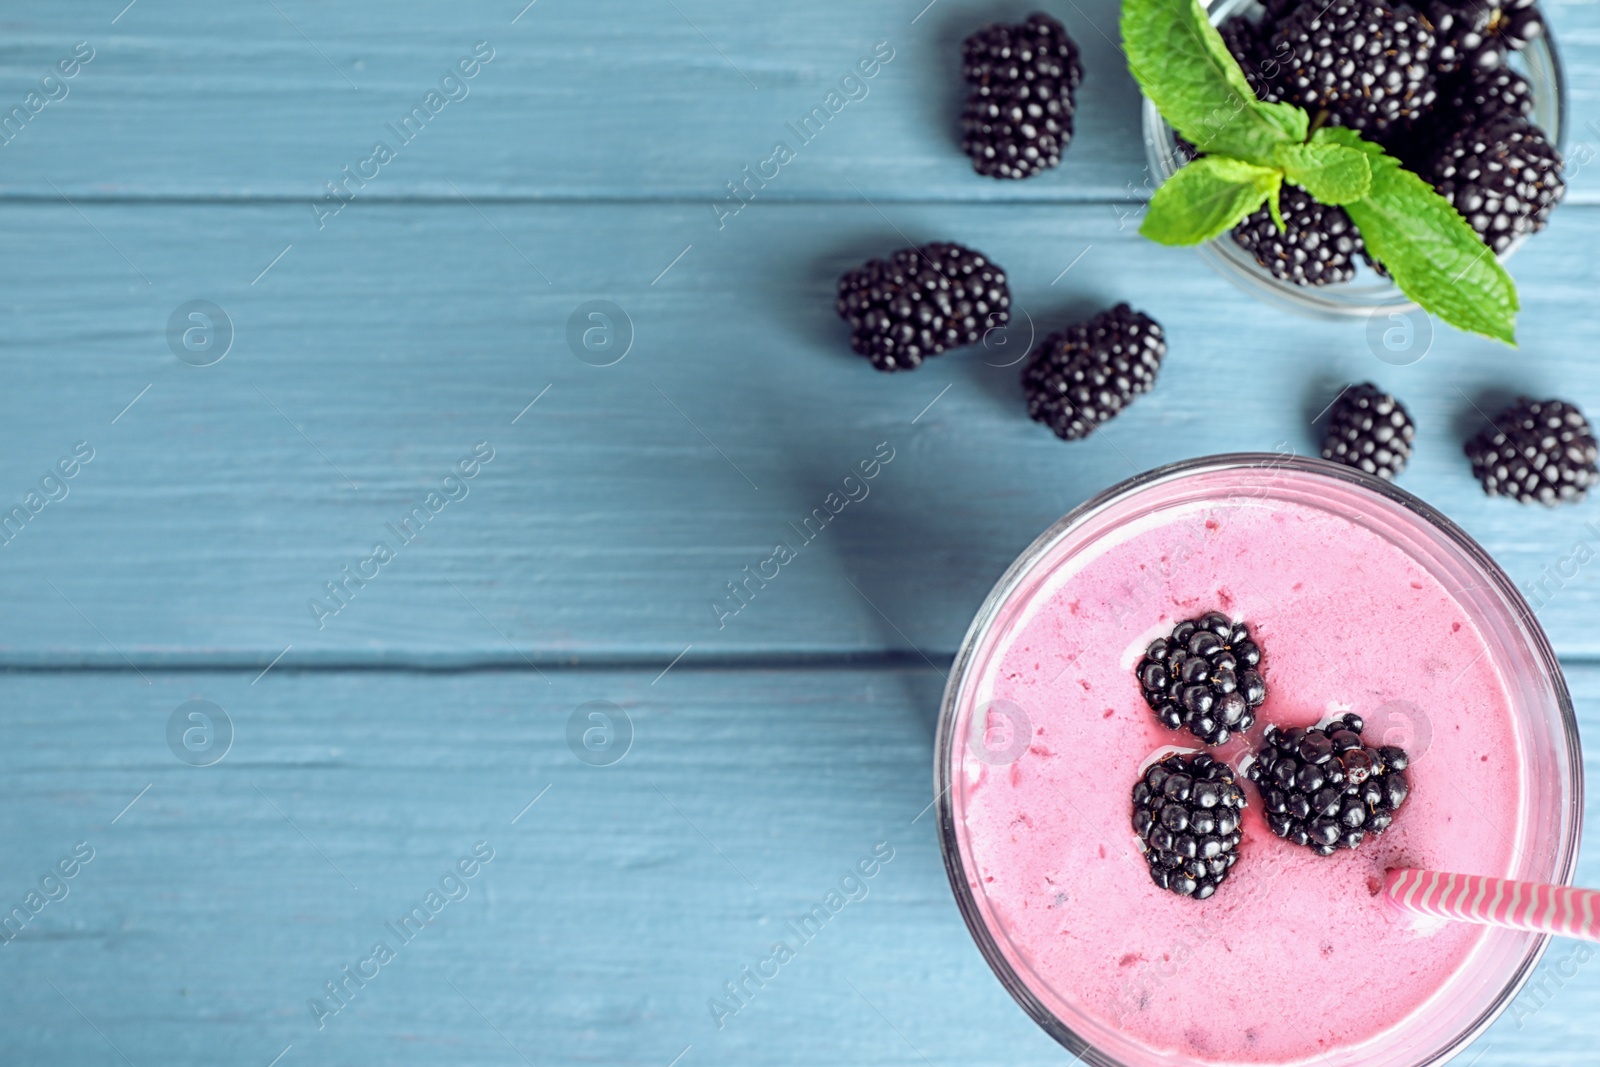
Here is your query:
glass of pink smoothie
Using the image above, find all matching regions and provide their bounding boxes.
[937,454,1582,1067]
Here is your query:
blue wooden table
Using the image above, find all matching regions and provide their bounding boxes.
[2,1,1598,1064]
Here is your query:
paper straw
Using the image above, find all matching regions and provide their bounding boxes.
[1385,868,1600,943]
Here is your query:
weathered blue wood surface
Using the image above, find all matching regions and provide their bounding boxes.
[0,0,1598,1064]
[0,668,1597,1066]
[0,0,1598,664]
[3,200,1600,663]
[3,0,1600,202]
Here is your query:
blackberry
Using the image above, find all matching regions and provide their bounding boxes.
[1446,65,1534,128]
[1427,117,1563,255]
[1132,753,1248,899]
[1437,0,1544,69]
[1486,0,1545,52]
[1268,0,1438,134]
[1219,14,1261,67]
[1219,15,1286,103]
[1230,185,1366,286]
[1021,304,1165,440]
[1488,0,1546,51]
[1262,0,1308,23]
[835,243,1010,372]
[1136,612,1266,746]
[1383,65,1532,171]
[1465,397,1600,505]
[1377,112,1437,175]
[1247,715,1411,856]
[1427,0,1500,73]
[960,13,1083,180]
[1321,383,1416,480]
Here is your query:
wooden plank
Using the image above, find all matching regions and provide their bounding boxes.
[4,198,1600,663]
[0,664,1593,1064]
[0,0,1595,203]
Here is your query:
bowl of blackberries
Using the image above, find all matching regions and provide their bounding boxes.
[1142,0,1566,317]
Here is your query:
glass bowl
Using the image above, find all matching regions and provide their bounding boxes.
[1139,0,1567,319]
[935,454,1582,1067]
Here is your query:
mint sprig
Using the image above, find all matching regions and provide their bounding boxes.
[1121,0,1519,343]
[1121,0,1288,163]
[1323,129,1519,344]
[1275,136,1371,205]
[1142,156,1281,245]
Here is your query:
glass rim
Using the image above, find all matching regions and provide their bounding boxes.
[933,452,1584,1067]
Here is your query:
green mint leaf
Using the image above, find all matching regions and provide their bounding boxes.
[1322,129,1518,344]
[1267,185,1286,233]
[1190,0,1260,104]
[1275,139,1372,204]
[1141,157,1283,245]
[1122,0,1302,164]
[1255,101,1310,145]
[1312,127,1367,150]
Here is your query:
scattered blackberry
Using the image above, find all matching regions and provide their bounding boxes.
[1132,753,1248,899]
[1230,185,1366,286]
[1465,397,1600,505]
[1321,383,1416,480]
[835,243,1010,372]
[1427,117,1564,255]
[1247,715,1411,856]
[1268,0,1438,134]
[1136,612,1266,746]
[1021,304,1165,440]
[960,13,1083,180]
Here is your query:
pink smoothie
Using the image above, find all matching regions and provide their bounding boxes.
[950,475,1525,1064]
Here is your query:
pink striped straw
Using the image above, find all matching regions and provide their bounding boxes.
[1385,868,1600,942]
